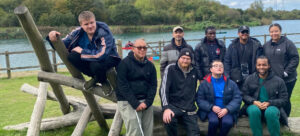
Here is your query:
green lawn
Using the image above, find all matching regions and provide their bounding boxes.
[0,59,299,136]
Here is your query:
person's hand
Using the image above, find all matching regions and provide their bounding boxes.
[136,102,147,111]
[218,108,228,118]
[163,109,175,124]
[253,101,263,109]
[260,102,270,110]
[212,106,221,114]
[72,47,83,53]
[48,31,61,42]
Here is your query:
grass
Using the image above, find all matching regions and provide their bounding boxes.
[0,58,299,136]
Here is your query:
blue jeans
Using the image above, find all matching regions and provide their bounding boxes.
[207,111,233,136]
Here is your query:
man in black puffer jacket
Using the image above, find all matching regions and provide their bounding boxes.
[195,26,226,80]
[116,39,157,136]
[224,26,263,89]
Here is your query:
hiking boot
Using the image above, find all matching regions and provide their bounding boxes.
[83,78,97,91]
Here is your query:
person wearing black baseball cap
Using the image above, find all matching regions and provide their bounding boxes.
[224,25,263,90]
[160,48,200,136]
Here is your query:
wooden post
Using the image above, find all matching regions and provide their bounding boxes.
[26,82,48,136]
[223,36,226,45]
[117,39,122,59]
[108,109,123,136]
[5,51,11,79]
[50,36,109,132]
[158,41,162,57]
[51,50,57,72]
[264,34,267,44]
[14,5,70,114]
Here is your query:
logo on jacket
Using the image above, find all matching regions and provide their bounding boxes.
[216,48,220,55]
[193,75,195,78]
[276,48,281,52]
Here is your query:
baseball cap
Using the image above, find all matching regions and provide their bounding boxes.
[238,26,250,33]
[173,26,183,32]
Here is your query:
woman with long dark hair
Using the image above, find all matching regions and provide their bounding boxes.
[263,23,299,117]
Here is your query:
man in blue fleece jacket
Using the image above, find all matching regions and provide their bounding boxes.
[47,11,120,90]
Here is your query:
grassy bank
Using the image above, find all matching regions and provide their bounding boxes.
[0,59,299,136]
[0,20,265,40]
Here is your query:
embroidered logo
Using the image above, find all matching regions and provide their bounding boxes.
[216,48,220,55]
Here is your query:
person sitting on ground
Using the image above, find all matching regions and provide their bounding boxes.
[46,11,120,90]
[196,60,241,136]
[242,56,288,136]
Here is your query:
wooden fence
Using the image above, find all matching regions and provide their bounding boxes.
[1,33,300,78]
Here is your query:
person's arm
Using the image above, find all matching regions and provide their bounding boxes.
[194,44,204,80]
[196,82,214,112]
[160,48,168,78]
[241,77,256,105]
[284,41,299,76]
[116,61,140,109]
[145,64,158,108]
[224,81,242,114]
[224,45,232,76]
[160,65,173,111]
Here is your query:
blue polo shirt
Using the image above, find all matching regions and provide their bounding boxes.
[211,76,225,108]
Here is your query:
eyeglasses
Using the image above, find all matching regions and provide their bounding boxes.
[133,46,147,50]
[212,65,224,68]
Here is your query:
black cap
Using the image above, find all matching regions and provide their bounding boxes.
[178,48,193,61]
[238,26,250,33]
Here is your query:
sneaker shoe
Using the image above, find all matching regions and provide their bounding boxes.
[83,78,97,90]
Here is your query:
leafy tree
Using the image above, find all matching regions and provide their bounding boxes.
[110,3,141,25]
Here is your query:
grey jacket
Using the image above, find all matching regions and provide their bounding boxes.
[160,38,193,78]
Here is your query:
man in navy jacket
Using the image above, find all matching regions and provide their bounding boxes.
[47,11,120,90]
[197,60,241,136]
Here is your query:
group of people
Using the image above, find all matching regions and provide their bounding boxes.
[47,11,299,136]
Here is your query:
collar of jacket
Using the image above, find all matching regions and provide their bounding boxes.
[254,70,275,81]
[202,37,225,48]
[204,74,227,83]
[171,38,187,49]
[271,36,287,46]
[128,51,148,66]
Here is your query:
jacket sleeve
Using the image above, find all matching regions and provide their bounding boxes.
[242,77,256,105]
[160,48,168,78]
[224,44,233,76]
[116,61,140,109]
[268,78,288,107]
[194,44,204,80]
[159,65,172,111]
[45,30,75,51]
[284,41,299,75]
[145,64,158,108]
[225,81,242,114]
[81,27,116,61]
[196,82,214,112]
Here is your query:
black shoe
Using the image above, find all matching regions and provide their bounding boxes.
[83,78,97,90]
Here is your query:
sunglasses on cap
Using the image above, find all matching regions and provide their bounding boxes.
[132,46,147,50]
[241,30,249,34]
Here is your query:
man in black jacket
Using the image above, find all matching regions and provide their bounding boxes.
[116,39,157,136]
[224,26,263,89]
[160,48,200,136]
[160,26,194,78]
[195,26,226,80]
[242,56,288,136]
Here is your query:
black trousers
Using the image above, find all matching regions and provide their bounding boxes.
[67,52,120,83]
[164,106,200,136]
[284,79,297,117]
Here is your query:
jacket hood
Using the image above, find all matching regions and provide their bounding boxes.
[270,36,287,46]
[202,37,225,48]
[171,38,188,50]
[128,51,148,66]
[254,70,275,81]
[204,74,228,83]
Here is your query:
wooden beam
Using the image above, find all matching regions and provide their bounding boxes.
[14,5,70,114]
[26,82,48,136]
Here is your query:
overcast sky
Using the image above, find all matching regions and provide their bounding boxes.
[216,0,300,11]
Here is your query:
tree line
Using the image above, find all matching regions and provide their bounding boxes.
[0,0,300,28]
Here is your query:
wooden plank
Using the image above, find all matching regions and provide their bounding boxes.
[26,82,48,136]
[14,5,70,114]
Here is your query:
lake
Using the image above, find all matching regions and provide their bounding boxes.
[1,20,300,72]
